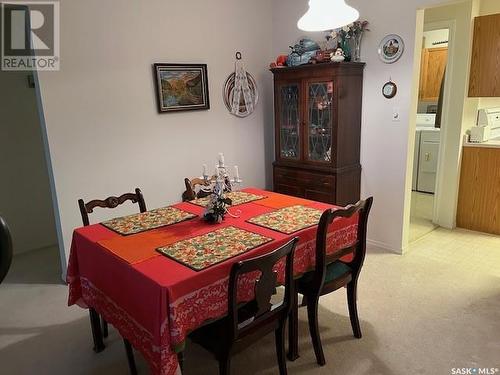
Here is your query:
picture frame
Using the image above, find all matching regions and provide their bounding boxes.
[153,63,210,113]
[378,34,405,64]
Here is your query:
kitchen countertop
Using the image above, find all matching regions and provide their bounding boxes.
[464,139,500,148]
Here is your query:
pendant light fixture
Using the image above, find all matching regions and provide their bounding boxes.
[297,0,359,32]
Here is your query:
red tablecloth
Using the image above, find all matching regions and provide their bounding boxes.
[67,188,358,375]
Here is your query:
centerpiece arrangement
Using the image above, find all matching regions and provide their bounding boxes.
[200,153,242,223]
[326,20,370,62]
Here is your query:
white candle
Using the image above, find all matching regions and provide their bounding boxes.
[234,165,240,180]
[202,164,207,176]
[218,152,225,167]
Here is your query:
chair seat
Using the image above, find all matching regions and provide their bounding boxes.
[299,261,352,286]
[190,303,281,357]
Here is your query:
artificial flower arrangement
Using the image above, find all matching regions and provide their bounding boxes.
[326,20,370,62]
[203,177,232,224]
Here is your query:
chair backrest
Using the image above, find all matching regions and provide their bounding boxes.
[313,197,373,288]
[182,177,211,202]
[78,188,147,226]
[0,216,13,284]
[227,237,299,340]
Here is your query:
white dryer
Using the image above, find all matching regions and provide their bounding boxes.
[413,114,440,193]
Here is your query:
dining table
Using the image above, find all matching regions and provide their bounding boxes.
[67,188,359,375]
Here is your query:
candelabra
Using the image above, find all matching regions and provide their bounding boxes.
[200,153,242,223]
[200,153,242,195]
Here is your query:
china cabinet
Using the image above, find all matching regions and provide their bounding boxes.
[271,62,365,206]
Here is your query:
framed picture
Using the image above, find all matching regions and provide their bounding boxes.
[378,34,405,64]
[153,63,210,113]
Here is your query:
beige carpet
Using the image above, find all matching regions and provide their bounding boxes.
[1,228,499,375]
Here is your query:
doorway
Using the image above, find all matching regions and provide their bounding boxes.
[0,4,62,282]
[409,26,451,243]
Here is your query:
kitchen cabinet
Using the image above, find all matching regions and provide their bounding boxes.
[457,146,500,235]
[419,47,448,101]
[469,13,500,97]
[271,62,364,206]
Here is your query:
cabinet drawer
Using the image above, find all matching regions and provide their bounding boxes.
[304,188,333,203]
[274,167,334,187]
[274,182,303,197]
[274,166,336,204]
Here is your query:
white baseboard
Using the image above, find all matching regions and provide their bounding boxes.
[366,239,403,255]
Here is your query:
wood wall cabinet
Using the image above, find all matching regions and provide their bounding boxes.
[457,146,500,235]
[469,13,500,97]
[271,62,364,206]
[419,47,448,101]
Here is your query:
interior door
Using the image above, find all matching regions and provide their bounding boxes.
[419,47,448,101]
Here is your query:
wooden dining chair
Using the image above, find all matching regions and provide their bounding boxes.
[288,197,373,366]
[0,216,13,284]
[181,177,211,201]
[190,237,299,375]
[78,188,147,374]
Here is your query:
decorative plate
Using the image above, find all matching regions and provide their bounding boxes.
[378,34,405,64]
[382,81,398,99]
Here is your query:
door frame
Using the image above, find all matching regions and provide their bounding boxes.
[403,14,457,252]
[422,21,456,226]
[18,4,65,277]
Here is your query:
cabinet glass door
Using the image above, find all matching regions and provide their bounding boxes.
[279,84,300,160]
[307,81,334,163]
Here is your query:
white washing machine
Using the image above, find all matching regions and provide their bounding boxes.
[412,114,440,193]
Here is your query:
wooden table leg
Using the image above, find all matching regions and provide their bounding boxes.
[177,351,185,373]
[89,308,105,353]
[287,284,299,361]
[124,339,138,375]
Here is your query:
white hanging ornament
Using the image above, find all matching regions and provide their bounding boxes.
[223,52,259,118]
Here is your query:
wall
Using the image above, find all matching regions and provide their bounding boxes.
[480,0,500,15]
[272,0,460,253]
[37,0,274,272]
[423,29,449,48]
[0,70,57,254]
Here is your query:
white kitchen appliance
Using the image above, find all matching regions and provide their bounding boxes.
[470,108,500,142]
[413,114,440,193]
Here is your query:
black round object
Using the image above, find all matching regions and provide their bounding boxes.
[0,216,13,283]
[382,81,398,99]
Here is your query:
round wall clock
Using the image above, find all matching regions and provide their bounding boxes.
[378,34,405,64]
[382,81,397,99]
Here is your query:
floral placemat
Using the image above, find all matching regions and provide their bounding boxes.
[156,226,273,271]
[247,205,323,234]
[101,207,197,235]
[190,191,265,207]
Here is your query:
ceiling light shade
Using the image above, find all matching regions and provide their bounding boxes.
[297,0,359,32]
